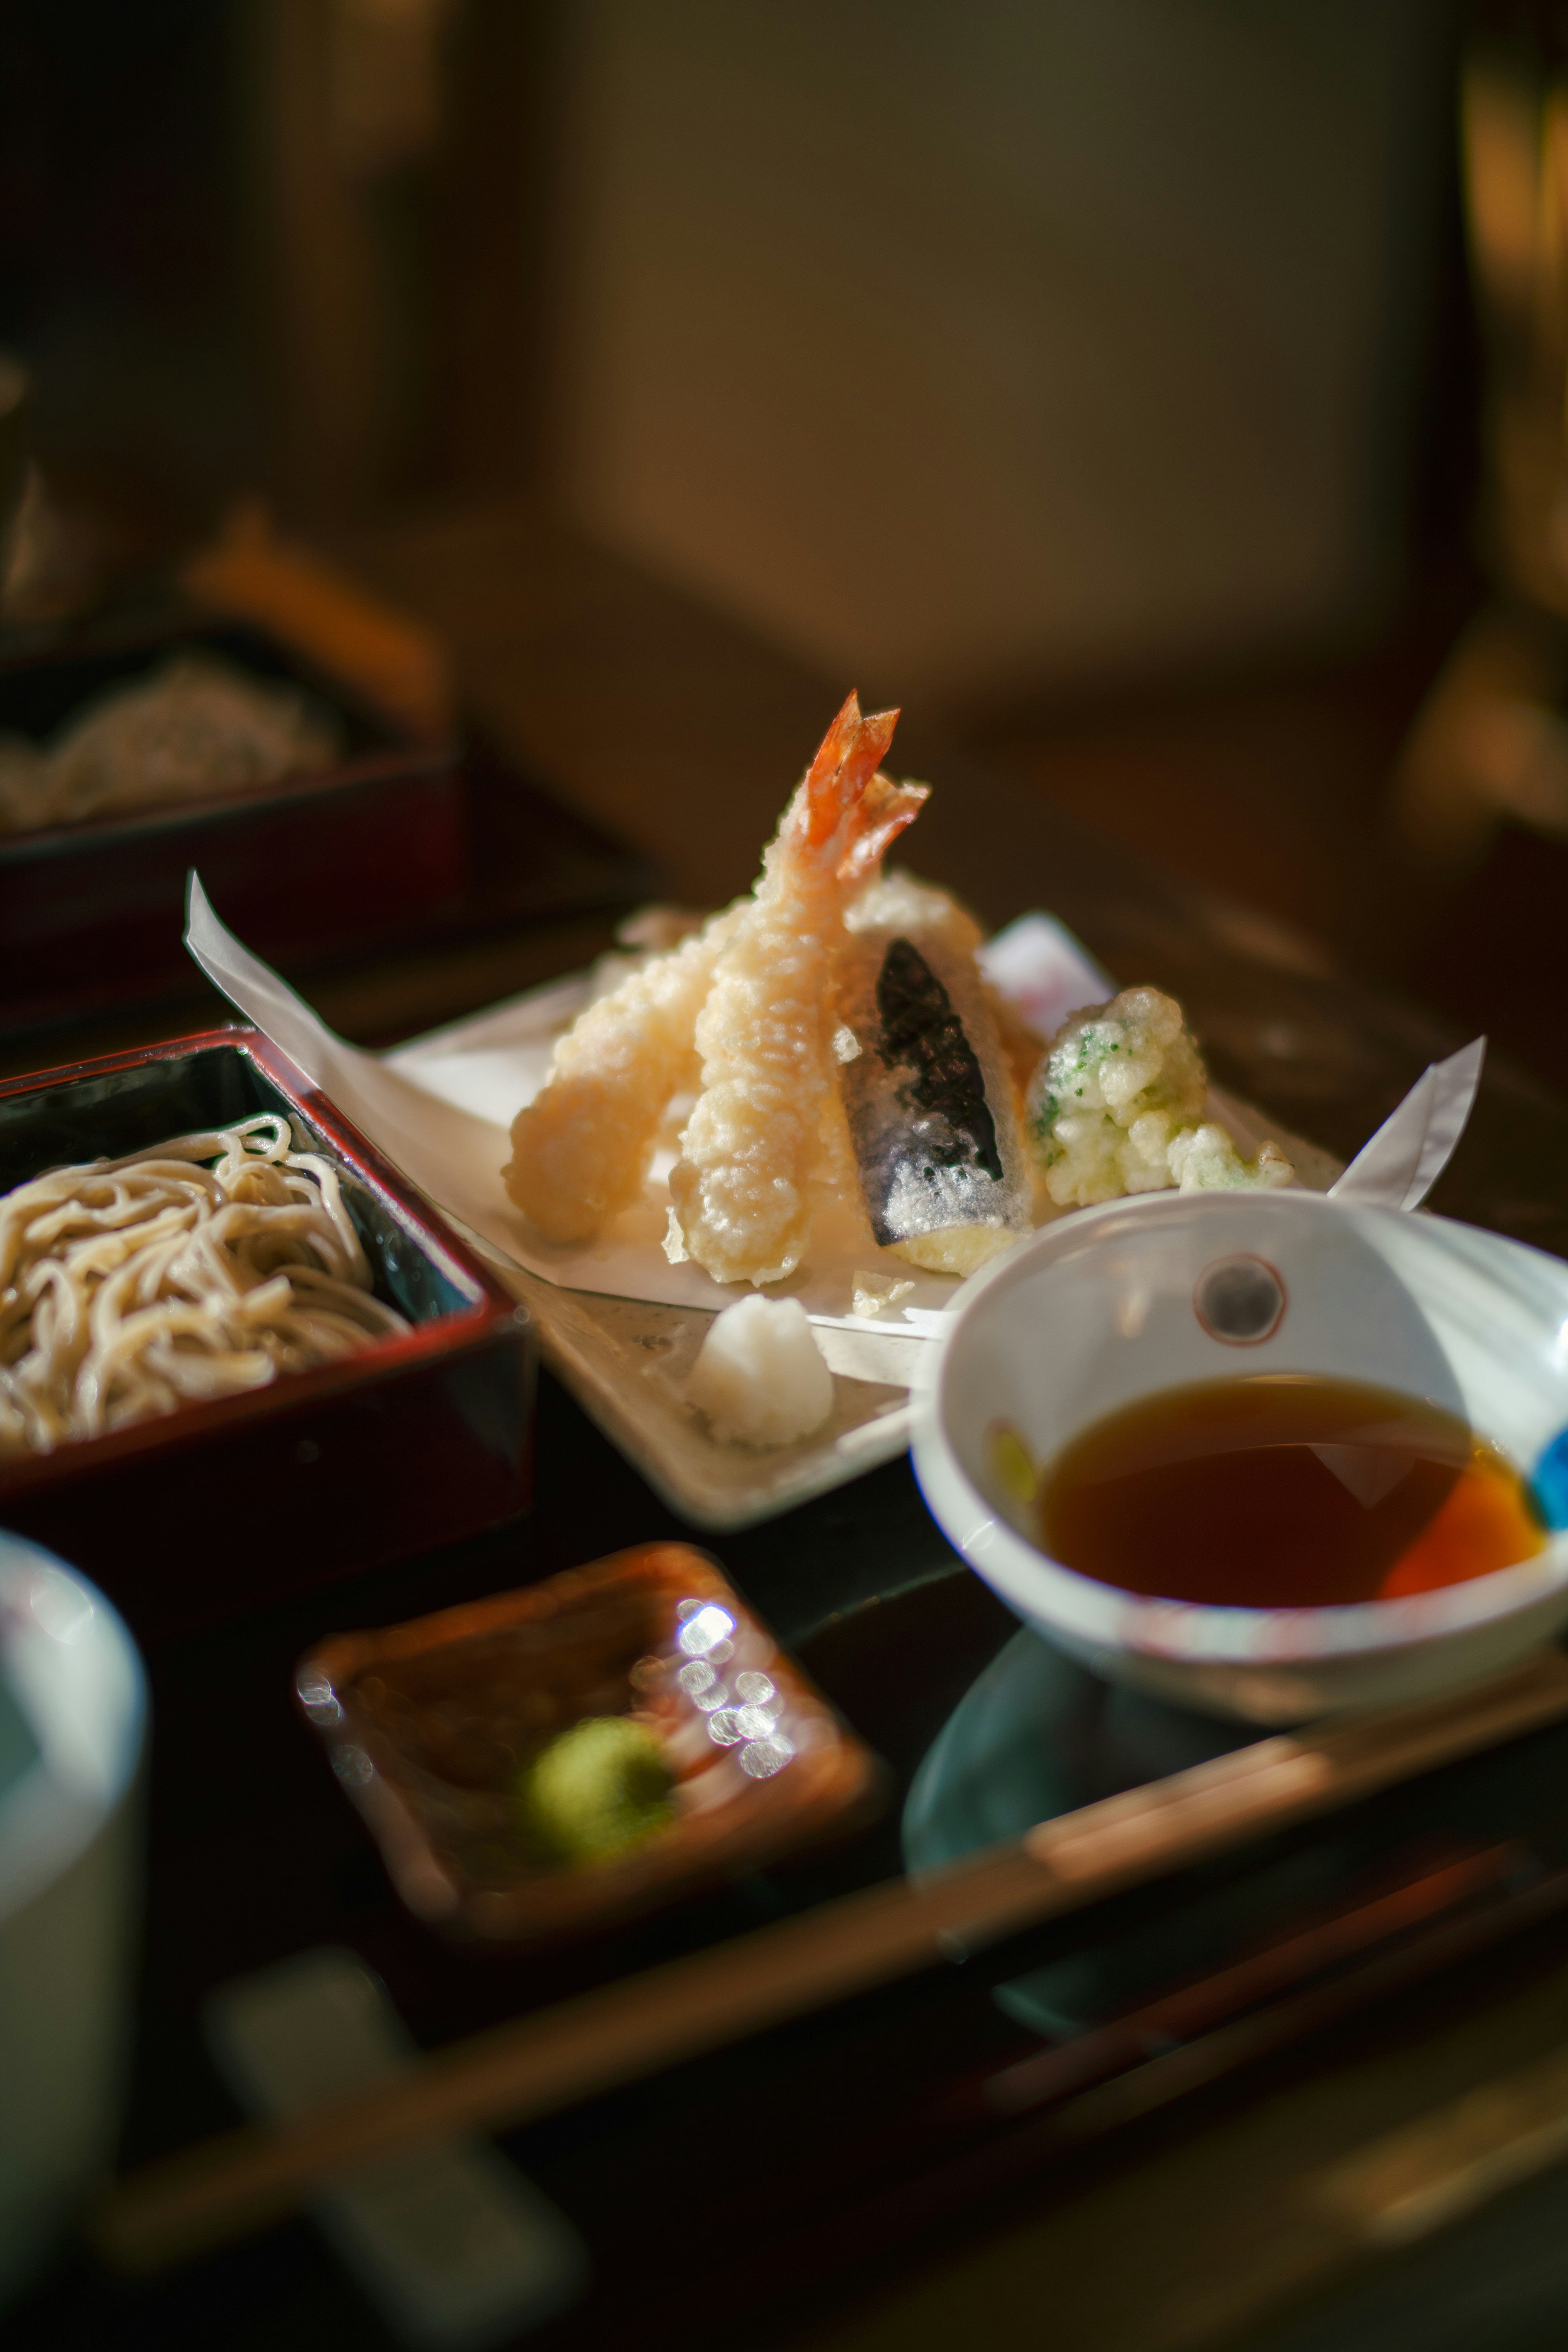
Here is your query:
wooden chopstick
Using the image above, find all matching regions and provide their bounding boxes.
[1312,2033,1568,2247]
[94,1647,1568,2275]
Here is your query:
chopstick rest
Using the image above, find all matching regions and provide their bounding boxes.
[205,1948,586,2349]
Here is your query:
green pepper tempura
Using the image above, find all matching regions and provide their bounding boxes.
[1025,987,1293,1209]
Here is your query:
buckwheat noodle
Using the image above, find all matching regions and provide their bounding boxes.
[0,1114,409,1456]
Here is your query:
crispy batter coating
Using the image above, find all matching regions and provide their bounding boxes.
[670,900,837,1284]
[1025,986,1292,1207]
[668,697,923,1285]
[503,698,925,1268]
[1167,1123,1294,1192]
[834,872,1031,1275]
[502,909,740,1243]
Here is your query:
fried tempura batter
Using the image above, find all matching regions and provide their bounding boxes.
[1025,987,1293,1206]
[501,906,742,1243]
[669,696,924,1285]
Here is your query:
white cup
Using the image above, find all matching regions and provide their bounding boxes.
[0,1534,146,2304]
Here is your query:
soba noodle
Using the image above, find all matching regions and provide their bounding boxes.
[0,1114,409,1457]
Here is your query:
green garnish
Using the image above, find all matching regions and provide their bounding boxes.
[513,1716,673,1867]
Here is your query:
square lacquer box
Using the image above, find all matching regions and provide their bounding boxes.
[0,1026,532,1638]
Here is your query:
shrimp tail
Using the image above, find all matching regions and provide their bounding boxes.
[797,692,901,852]
[838,775,929,886]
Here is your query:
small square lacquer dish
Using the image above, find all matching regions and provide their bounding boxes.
[296,1542,883,1947]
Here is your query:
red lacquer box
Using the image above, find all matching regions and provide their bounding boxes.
[0,621,467,1033]
[0,1027,532,1639]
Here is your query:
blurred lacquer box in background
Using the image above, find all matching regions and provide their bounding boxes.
[0,620,466,1036]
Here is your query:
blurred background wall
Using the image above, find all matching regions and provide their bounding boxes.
[550,0,1459,708]
[0,0,259,519]
[0,0,1466,707]
[21,0,1551,1071]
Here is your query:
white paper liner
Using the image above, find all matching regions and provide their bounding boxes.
[1328,1037,1487,1211]
[186,878,960,1327]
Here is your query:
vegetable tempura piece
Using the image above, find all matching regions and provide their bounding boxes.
[835,873,1031,1275]
[1167,1123,1294,1192]
[1025,986,1293,1207]
[686,1294,834,1446]
[1025,987,1207,1207]
[668,693,925,1285]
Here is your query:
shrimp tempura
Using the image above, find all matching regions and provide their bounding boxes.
[668,694,925,1285]
[502,906,742,1243]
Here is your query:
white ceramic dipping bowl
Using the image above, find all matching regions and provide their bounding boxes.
[912,1192,1568,1725]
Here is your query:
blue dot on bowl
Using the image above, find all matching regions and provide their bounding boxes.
[1532,1428,1568,1531]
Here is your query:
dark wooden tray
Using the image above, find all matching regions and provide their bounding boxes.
[13,1413,1568,2351]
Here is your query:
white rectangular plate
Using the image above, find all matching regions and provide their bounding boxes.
[187,883,1341,1531]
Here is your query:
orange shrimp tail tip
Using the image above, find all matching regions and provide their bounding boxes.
[838,776,929,885]
[804,691,864,795]
[802,697,901,849]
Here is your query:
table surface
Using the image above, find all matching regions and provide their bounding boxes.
[7,501,1568,2352]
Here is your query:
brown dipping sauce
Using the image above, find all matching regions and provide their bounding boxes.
[1038,1375,1545,1608]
